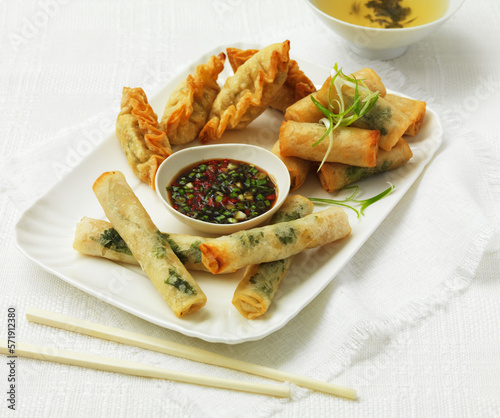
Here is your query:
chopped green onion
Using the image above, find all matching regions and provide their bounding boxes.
[308,183,395,218]
[311,63,380,170]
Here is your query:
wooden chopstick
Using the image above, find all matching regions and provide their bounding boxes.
[0,340,289,398]
[26,308,356,400]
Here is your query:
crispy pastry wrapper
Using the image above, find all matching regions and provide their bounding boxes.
[317,138,413,192]
[92,171,206,317]
[199,41,290,143]
[73,217,211,272]
[279,120,380,167]
[270,140,311,191]
[116,87,172,189]
[284,68,386,123]
[314,77,410,151]
[199,206,351,274]
[160,53,226,145]
[232,195,314,319]
[226,47,316,112]
[384,94,426,136]
[284,68,409,151]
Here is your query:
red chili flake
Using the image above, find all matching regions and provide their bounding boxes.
[266,194,276,200]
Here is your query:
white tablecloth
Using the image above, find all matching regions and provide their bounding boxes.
[1,1,499,417]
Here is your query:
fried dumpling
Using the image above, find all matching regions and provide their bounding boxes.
[199,40,291,143]
[226,46,316,112]
[160,53,226,145]
[116,87,172,189]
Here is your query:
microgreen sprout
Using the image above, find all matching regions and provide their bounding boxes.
[308,183,395,218]
[311,63,380,170]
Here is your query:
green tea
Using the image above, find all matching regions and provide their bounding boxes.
[313,0,448,29]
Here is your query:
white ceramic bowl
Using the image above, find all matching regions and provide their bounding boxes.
[304,0,465,59]
[155,144,291,234]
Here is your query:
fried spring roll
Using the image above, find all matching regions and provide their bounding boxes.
[199,206,351,274]
[315,78,410,151]
[284,68,386,123]
[279,120,380,167]
[232,195,314,319]
[92,171,206,317]
[317,138,413,192]
[283,92,324,123]
[384,94,426,136]
[72,217,210,272]
[270,140,311,191]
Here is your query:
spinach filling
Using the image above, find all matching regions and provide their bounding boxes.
[346,159,394,182]
[275,226,297,245]
[249,259,287,298]
[97,228,133,255]
[165,268,196,295]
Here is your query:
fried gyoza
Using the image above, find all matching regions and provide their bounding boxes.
[226,47,316,112]
[160,53,226,145]
[116,87,172,189]
[199,40,291,143]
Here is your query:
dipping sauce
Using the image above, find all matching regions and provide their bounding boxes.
[167,159,277,225]
[313,0,448,29]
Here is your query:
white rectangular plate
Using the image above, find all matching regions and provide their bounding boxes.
[15,44,442,344]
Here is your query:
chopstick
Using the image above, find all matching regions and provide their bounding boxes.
[26,308,356,400]
[0,340,289,398]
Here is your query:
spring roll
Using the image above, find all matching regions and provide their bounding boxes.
[226,47,316,112]
[283,92,324,123]
[160,53,226,145]
[116,87,172,189]
[199,206,351,274]
[73,217,210,272]
[199,41,290,143]
[314,77,410,151]
[92,171,206,317]
[279,120,380,167]
[232,195,314,319]
[317,138,413,192]
[270,140,311,191]
[284,68,386,123]
[384,94,426,136]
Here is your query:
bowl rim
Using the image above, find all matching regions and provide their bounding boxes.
[304,0,466,33]
[154,143,291,233]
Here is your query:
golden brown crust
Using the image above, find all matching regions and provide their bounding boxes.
[270,140,311,191]
[160,53,226,145]
[317,138,413,192]
[226,47,316,112]
[199,41,291,143]
[116,88,172,189]
[279,120,380,167]
[384,94,427,136]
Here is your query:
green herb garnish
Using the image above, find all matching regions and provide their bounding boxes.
[309,183,395,218]
[311,63,380,170]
